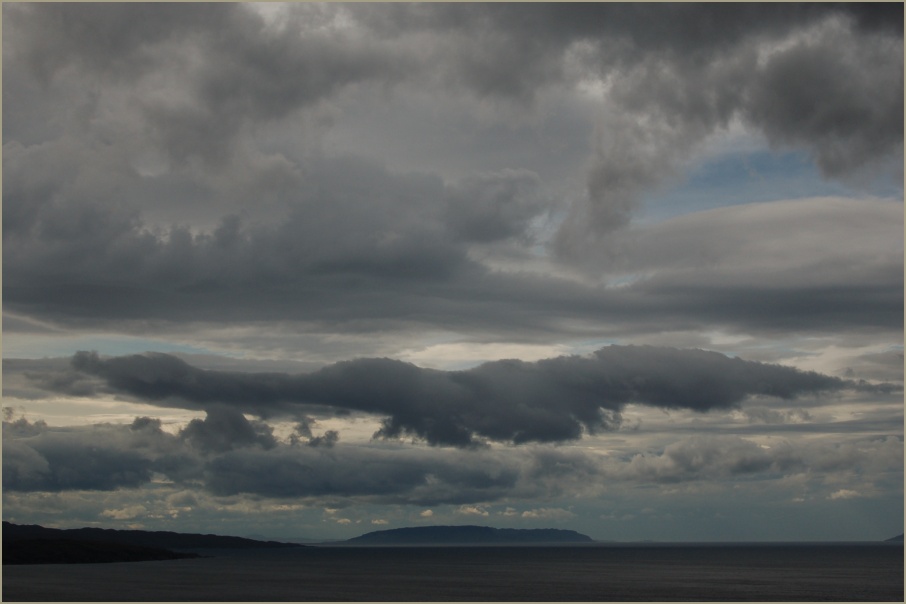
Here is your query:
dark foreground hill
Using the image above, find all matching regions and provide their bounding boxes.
[4,538,202,565]
[885,533,903,542]
[3,521,301,564]
[345,525,594,545]
[4,521,301,550]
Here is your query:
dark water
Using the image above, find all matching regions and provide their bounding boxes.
[2,542,902,601]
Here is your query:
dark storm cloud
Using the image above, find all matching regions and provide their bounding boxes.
[180,406,278,454]
[349,4,899,93]
[45,346,888,447]
[3,3,901,342]
[743,28,903,178]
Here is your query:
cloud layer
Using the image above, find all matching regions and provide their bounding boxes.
[4,3,902,345]
[22,346,888,447]
[2,3,902,541]
[5,413,901,512]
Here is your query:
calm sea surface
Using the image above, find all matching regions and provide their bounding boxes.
[2,542,902,601]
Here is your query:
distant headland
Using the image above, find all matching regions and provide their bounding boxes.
[2,521,300,565]
[344,525,595,545]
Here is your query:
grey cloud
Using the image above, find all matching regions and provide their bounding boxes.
[2,3,230,83]
[738,407,813,425]
[2,421,159,492]
[130,416,163,433]
[611,434,903,485]
[4,4,901,342]
[3,415,48,438]
[0,415,223,493]
[3,396,900,507]
[6,415,898,504]
[179,406,277,454]
[600,198,903,284]
[807,435,903,475]
[3,153,468,299]
[353,3,902,222]
[5,192,899,348]
[4,4,406,167]
[202,446,518,503]
[659,411,905,438]
[843,349,905,383]
[3,358,104,401]
[619,435,798,483]
[291,419,315,440]
[552,46,756,243]
[743,25,904,178]
[9,3,898,189]
[141,27,406,167]
[2,439,52,491]
[551,7,902,249]
[1,417,525,504]
[569,198,904,336]
[348,4,885,97]
[307,430,339,448]
[68,351,293,414]
[287,418,338,447]
[203,441,537,505]
[635,282,902,336]
[524,448,604,496]
[53,346,884,447]
[283,5,906,256]
[444,169,546,243]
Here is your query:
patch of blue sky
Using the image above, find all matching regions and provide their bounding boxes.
[639,148,902,224]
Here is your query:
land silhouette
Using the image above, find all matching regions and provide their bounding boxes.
[2,521,299,565]
[5,521,901,566]
[343,525,594,545]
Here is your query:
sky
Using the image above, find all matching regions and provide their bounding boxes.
[2,2,903,543]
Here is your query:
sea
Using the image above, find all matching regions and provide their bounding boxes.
[2,542,903,601]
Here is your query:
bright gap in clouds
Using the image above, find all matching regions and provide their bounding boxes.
[640,150,845,223]
[0,332,219,361]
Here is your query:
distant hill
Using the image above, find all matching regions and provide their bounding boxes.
[885,533,903,542]
[345,525,594,545]
[4,538,201,565]
[3,521,301,564]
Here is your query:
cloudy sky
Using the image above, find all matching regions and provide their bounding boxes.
[3,3,903,542]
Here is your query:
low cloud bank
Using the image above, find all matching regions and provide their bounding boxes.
[4,414,901,505]
[39,346,894,447]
